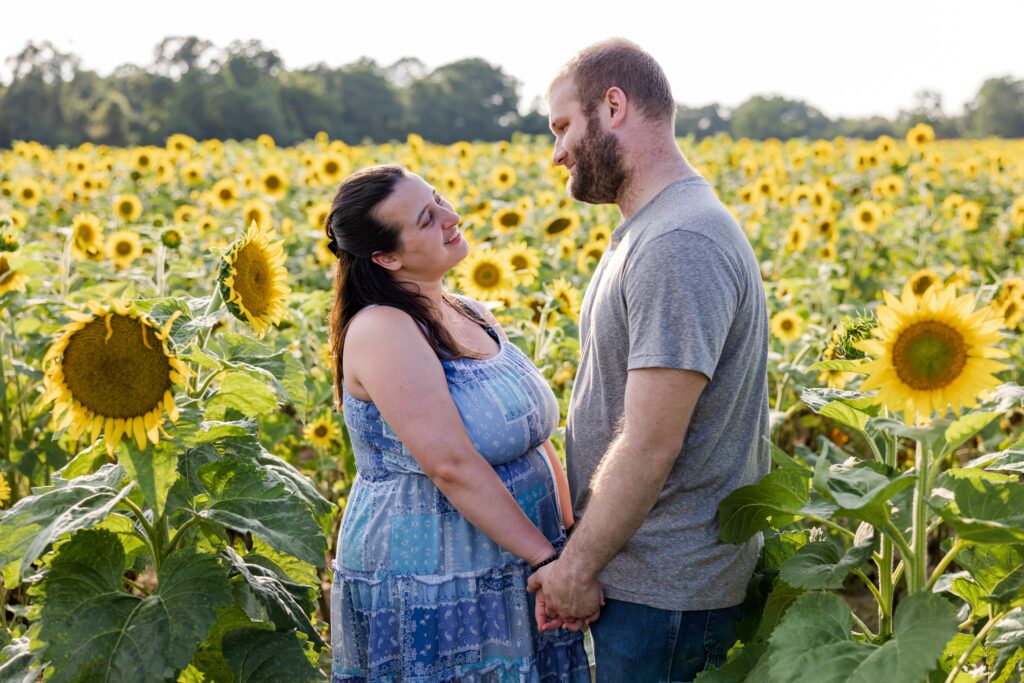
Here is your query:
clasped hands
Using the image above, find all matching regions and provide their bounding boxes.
[526,557,604,632]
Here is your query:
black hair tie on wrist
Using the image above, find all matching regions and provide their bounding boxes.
[530,550,560,573]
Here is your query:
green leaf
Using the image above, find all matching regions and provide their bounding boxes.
[819,401,870,432]
[215,332,308,407]
[967,441,1024,474]
[196,459,326,566]
[865,416,949,448]
[120,439,178,517]
[0,464,132,580]
[933,478,1024,544]
[763,530,810,571]
[989,563,1024,605]
[812,458,915,528]
[718,469,810,544]
[0,636,40,683]
[808,359,867,372]
[770,441,813,475]
[943,411,1000,454]
[251,536,319,587]
[57,441,109,479]
[190,603,274,682]
[767,592,957,683]
[37,529,231,683]
[221,628,324,682]
[206,372,279,420]
[221,546,324,649]
[779,533,877,590]
[801,388,880,415]
[988,607,1024,678]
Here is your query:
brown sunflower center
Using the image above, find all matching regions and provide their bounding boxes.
[232,241,273,316]
[0,256,10,277]
[76,225,95,243]
[912,275,935,296]
[119,201,134,216]
[115,240,134,256]
[22,188,35,200]
[860,210,875,224]
[511,255,528,270]
[314,425,328,438]
[473,263,500,287]
[500,212,521,228]
[265,175,281,190]
[892,321,967,391]
[219,188,234,201]
[546,218,571,235]
[325,161,339,175]
[61,315,172,419]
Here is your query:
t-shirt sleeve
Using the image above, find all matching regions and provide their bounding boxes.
[624,230,739,380]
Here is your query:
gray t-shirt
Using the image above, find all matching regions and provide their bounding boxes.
[565,175,769,611]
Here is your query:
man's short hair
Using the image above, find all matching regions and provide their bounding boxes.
[550,38,675,122]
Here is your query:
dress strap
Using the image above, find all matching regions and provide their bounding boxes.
[451,295,500,345]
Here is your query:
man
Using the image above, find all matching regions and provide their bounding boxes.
[527,39,770,682]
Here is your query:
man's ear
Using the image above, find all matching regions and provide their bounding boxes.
[371,251,401,271]
[605,87,628,129]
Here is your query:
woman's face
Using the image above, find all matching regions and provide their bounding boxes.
[373,173,467,281]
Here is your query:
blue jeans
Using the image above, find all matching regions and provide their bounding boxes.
[589,599,741,683]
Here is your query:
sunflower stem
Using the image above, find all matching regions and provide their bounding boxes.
[121,497,161,567]
[926,539,965,592]
[944,610,1009,683]
[196,286,224,352]
[155,242,166,297]
[165,515,202,556]
[60,229,73,301]
[909,440,931,593]
[877,533,894,639]
[883,519,914,570]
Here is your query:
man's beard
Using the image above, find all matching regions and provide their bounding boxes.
[566,114,628,205]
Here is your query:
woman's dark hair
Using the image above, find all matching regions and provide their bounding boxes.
[325,164,486,406]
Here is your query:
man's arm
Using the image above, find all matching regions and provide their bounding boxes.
[527,366,706,623]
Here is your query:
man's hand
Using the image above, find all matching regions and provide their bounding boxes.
[527,559,604,631]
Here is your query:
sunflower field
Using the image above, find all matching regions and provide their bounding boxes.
[1,126,1024,682]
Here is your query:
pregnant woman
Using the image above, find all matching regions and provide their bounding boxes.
[324,164,595,681]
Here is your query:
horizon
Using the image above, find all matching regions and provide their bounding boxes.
[2,0,1023,120]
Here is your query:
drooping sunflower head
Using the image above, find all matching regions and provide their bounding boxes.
[550,277,581,321]
[855,283,1008,423]
[71,212,104,260]
[0,254,29,296]
[42,300,191,454]
[218,221,292,339]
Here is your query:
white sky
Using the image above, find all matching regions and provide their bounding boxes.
[2,0,1022,119]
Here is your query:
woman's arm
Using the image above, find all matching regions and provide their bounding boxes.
[345,306,555,566]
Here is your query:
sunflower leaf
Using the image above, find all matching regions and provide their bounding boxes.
[779,533,877,590]
[801,388,880,415]
[943,411,1001,454]
[206,371,279,420]
[812,458,915,528]
[766,591,956,683]
[932,478,1024,544]
[808,359,867,372]
[988,608,1024,678]
[190,603,274,683]
[966,441,1024,474]
[0,636,40,683]
[818,401,870,432]
[37,529,231,683]
[196,459,326,566]
[220,628,324,683]
[220,546,324,649]
[0,464,131,580]
[119,438,178,517]
[718,469,810,543]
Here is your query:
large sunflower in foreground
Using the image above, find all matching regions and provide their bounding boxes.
[219,221,291,339]
[855,283,1007,422]
[304,414,340,450]
[42,300,190,453]
[456,248,512,301]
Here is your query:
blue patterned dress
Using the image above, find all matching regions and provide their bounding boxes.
[330,309,590,682]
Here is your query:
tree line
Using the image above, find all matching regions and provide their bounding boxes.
[1,37,1022,148]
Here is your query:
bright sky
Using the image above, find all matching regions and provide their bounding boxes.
[2,0,1022,119]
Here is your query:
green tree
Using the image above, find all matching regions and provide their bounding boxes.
[966,76,1024,138]
[731,95,829,140]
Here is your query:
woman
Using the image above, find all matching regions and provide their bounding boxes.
[325,164,594,682]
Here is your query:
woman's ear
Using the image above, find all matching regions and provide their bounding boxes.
[371,251,402,271]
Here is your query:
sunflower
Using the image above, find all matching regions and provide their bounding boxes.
[0,475,9,508]
[996,293,1024,330]
[113,194,143,222]
[260,168,288,200]
[907,269,941,298]
[166,133,197,154]
[242,199,273,231]
[304,414,340,449]
[0,254,29,296]
[817,368,856,390]
[71,212,104,260]
[174,204,199,227]
[957,201,981,230]
[131,147,157,173]
[906,122,935,147]
[817,243,837,261]
[815,216,838,242]
[784,221,811,252]
[1011,197,1024,231]
[456,248,513,301]
[210,178,240,211]
[855,283,1008,422]
[542,212,580,240]
[14,179,42,208]
[106,230,143,269]
[851,201,882,234]
[181,160,204,185]
[41,300,190,454]
[550,278,581,321]
[318,153,350,185]
[770,310,803,343]
[219,221,292,339]
[576,240,606,274]
[504,241,540,286]
[489,165,517,192]
[307,201,331,228]
[492,207,525,233]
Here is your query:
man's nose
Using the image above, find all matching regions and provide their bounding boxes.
[552,143,567,167]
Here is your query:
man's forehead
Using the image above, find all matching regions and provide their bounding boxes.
[547,79,577,115]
